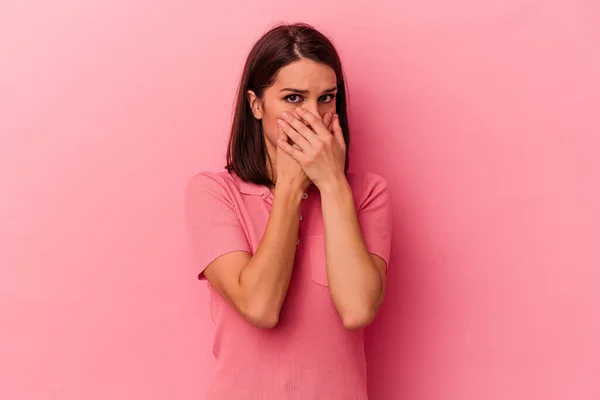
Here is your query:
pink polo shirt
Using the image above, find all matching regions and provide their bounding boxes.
[184,170,392,400]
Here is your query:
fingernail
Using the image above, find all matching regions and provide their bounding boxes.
[277,119,285,127]
[282,112,290,119]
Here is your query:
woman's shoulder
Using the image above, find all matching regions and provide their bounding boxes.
[189,170,238,186]
[190,171,240,188]
[186,170,241,202]
[345,171,390,207]
[346,171,389,193]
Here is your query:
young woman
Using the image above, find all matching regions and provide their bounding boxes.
[185,22,392,399]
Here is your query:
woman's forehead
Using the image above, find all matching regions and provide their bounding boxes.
[271,60,337,91]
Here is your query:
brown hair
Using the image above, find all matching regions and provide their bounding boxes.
[225,22,351,188]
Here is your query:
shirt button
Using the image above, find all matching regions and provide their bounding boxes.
[296,238,300,245]
[302,193,308,200]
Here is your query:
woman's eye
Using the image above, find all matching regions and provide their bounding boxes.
[319,94,335,103]
[285,94,336,103]
[285,95,303,103]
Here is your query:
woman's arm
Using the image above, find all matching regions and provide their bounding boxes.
[275,108,391,330]
[185,172,306,329]
[202,182,304,329]
[319,178,387,330]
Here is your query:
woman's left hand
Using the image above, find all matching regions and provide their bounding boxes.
[276,107,347,191]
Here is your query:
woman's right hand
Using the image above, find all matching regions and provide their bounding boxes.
[275,126,312,193]
[275,112,334,193]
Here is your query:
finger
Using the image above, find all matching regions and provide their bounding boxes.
[296,107,329,138]
[277,126,289,144]
[278,127,303,152]
[278,126,303,151]
[291,110,310,127]
[293,109,330,133]
[277,118,312,151]
[282,111,318,144]
[323,112,333,132]
[277,135,305,161]
[332,114,346,149]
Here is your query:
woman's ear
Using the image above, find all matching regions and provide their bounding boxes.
[246,90,262,120]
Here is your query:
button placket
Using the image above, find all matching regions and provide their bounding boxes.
[297,193,308,248]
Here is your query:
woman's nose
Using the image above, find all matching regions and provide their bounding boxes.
[299,103,322,123]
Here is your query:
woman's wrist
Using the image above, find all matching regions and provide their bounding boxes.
[274,178,306,204]
[316,175,351,198]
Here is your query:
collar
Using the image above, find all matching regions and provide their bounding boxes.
[239,179,271,197]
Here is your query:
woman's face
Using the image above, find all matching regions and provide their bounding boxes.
[248,59,338,158]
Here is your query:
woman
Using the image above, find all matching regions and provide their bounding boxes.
[185,22,392,399]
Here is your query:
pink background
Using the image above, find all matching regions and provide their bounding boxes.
[2,1,599,399]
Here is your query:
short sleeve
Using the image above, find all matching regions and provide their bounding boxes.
[184,173,251,279]
[357,172,393,269]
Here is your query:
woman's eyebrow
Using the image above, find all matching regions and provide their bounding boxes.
[279,86,338,94]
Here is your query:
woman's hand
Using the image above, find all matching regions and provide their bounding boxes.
[276,108,346,191]
[275,111,335,193]
[275,125,312,193]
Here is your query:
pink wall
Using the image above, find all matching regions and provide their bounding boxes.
[2,1,599,399]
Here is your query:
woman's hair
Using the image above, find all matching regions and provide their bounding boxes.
[225,22,351,188]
